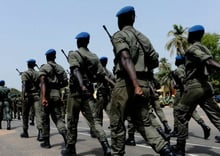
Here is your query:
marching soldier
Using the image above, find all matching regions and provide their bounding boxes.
[173,25,220,155]
[109,6,175,156]
[39,49,68,148]
[0,80,12,130]
[20,59,43,142]
[62,32,113,156]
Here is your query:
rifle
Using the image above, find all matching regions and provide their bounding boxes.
[103,25,113,42]
[102,25,116,74]
[16,68,23,76]
[35,64,40,70]
[61,49,69,61]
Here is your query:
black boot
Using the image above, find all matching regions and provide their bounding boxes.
[61,144,76,156]
[40,137,51,149]
[0,120,2,129]
[198,121,211,139]
[7,120,11,130]
[20,129,29,138]
[215,135,220,143]
[171,140,185,156]
[37,129,44,142]
[90,128,97,138]
[163,121,171,134]
[159,144,176,156]
[125,137,136,146]
[170,127,178,137]
[100,140,111,156]
[157,127,170,142]
[30,120,35,126]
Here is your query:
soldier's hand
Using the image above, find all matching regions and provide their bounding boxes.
[134,86,144,97]
[42,98,48,107]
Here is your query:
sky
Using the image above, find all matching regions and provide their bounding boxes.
[0,0,220,90]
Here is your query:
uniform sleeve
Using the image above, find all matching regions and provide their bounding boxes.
[21,71,29,81]
[189,45,212,63]
[39,64,49,77]
[112,31,130,56]
[68,51,81,68]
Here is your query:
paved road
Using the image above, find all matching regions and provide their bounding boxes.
[0,106,220,156]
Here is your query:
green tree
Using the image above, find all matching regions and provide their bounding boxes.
[156,58,173,96]
[165,24,188,56]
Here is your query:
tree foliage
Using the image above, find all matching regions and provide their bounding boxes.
[165,24,188,56]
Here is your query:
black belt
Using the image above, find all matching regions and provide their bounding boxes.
[116,71,150,80]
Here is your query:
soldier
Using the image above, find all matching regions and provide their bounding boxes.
[15,94,22,120]
[170,55,211,139]
[94,56,115,126]
[61,32,113,156]
[20,59,43,142]
[109,6,174,156]
[173,25,220,155]
[0,80,12,130]
[39,49,68,148]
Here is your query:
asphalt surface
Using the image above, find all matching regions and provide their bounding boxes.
[0,106,220,156]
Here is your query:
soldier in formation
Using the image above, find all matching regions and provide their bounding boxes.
[109,6,175,156]
[0,80,12,130]
[39,49,68,148]
[62,32,114,156]
[20,59,43,142]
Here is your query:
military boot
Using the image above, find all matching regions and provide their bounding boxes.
[171,140,185,156]
[0,120,2,129]
[90,128,97,138]
[159,144,176,156]
[40,137,51,149]
[100,139,111,156]
[61,144,77,156]
[163,121,172,134]
[198,121,211,139]
[157,127,170,142]
[20,129,29,138]
[125,136,136,146]
[215,135,220,143]
[7,120,11,130]
[37,129,44,142]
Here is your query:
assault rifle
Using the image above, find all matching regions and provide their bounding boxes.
[61,49,69,61]
[16,68,23,76]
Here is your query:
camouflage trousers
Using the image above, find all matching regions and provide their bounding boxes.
[22,94,43,131]
[110,85,167,155]
[66,92,108,145]
[175,80,220,143]
[0,100,12,121]
[41,96,67,138]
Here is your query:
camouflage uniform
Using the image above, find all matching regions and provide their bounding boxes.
[20,65,43,139]
[0,81,12,130]
[172,63,210,139]
[39,59,68,148]
[175,41,220,154]
[110,22,170,156]
[65,45,111,155]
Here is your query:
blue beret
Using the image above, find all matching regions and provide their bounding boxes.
[27,59,36,64]
[175,55,184,60]
[100,56,108,61]
[116,6,135,17]
[188,25,205,33]
[0,80,5,85]
[75,32,90,40]
[45,49,56,55]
